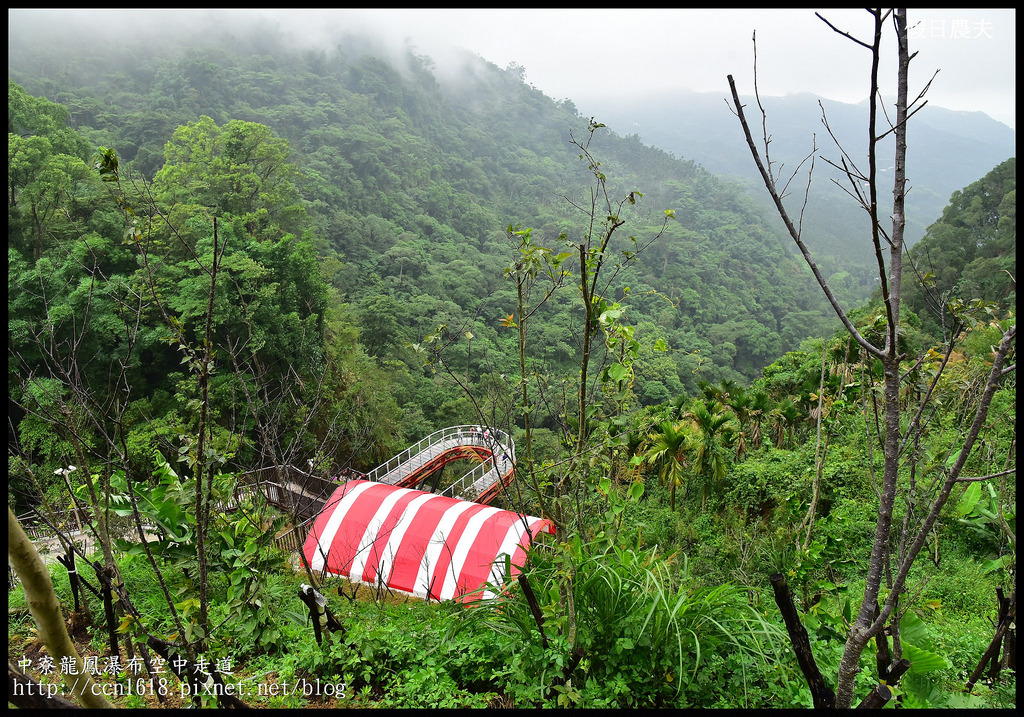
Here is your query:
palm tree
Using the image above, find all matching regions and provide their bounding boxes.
[697,378,738,404]
[667,392,688,422]
[642,420,695,512]
[696,379,718,403]
[688,399,736,512]
[749,390,771,450]
[616,428,649,484]
[725,387,752,460]
[717,378,740,403]
[769,398,802,449]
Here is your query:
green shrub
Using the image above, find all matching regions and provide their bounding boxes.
[463,538,790,707]
[920,553,1001,619]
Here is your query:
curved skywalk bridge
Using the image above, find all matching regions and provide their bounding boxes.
[271,426,515,555]
[14,428,519,592]
[364,425,516,504]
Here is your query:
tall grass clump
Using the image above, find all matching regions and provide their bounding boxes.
[458,538,792,707]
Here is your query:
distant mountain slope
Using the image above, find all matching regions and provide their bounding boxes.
[592,90,1015,294]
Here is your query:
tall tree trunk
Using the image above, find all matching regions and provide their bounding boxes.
[8,507,114,709]
[834,9,911,705]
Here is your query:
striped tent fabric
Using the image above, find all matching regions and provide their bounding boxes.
[304,480,555,601]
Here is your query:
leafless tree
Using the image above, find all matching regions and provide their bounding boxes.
[728,8,1015,708]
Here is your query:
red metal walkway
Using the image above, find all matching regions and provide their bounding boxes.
[362,425,516,505]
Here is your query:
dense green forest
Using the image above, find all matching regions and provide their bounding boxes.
[7,25,856,482]
[7,13,1016,710]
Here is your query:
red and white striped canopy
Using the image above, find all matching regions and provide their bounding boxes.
[303,480,555,602]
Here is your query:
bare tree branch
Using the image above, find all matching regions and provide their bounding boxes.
[955,468,1017,483]
[726,74,882,359]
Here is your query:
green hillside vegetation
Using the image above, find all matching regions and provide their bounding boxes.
[7,19,1015,710]
[901,158,1016,340]
[8,28,841,476]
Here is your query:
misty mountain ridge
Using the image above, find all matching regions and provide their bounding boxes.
[591,88,1013,195]
[10,12,1010,239]
[589,88,1014,276]
[7,17,1014,389]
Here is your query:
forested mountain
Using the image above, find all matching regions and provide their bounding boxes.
[900,158,1015,338]
[8,21,850,461]
[594,90,1015,296]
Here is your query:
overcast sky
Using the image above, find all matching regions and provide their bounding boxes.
[339,8,1016,129]
[9,8,1016,129]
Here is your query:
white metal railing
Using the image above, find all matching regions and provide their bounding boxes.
[439,437,515,501]
[251,429,518,555]
[362,425,515,501]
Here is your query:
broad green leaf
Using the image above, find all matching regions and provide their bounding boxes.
[899,610,934,651]
[981,554,1012,574]
[599,307,623,323]
[628,481,645,501]
[607,363,629,383]
[902,643,949,673]
[953,482,981,517]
